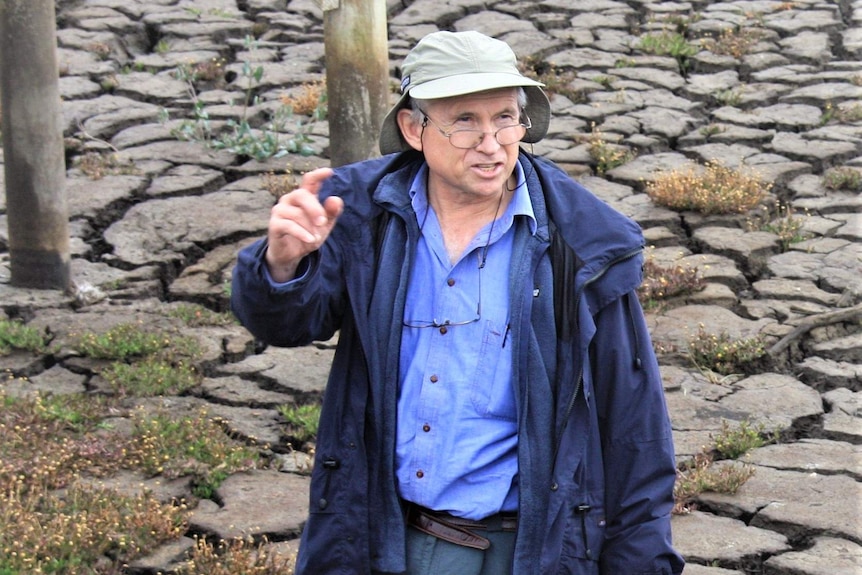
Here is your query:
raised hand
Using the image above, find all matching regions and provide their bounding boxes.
[265,167,344,282]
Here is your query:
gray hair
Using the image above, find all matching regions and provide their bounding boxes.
[408,87,529,124]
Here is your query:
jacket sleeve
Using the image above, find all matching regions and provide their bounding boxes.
[591,292,685,575]
[230,237,347,347]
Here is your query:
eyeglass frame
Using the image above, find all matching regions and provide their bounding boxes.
[417,107,532,149]
[402,263,482,329]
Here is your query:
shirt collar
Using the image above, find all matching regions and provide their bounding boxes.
[409,160,537,235]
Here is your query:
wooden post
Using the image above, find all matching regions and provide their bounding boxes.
[0,0,70,290]
[323,0,390,166]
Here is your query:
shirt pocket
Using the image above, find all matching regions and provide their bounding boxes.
[469,319,516,420]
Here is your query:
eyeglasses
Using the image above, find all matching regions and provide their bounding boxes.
[403,252,484,329]
[419,109,531,149]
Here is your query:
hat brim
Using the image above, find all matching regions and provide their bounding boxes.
[379,81,550,155]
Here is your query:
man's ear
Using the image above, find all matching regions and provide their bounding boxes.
[396,108,424,152]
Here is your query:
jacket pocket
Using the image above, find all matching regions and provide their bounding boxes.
[557,501,606,570]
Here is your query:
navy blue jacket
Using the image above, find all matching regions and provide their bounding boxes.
[231,151,684,575]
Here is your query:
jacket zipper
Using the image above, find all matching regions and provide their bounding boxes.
[550,246,641,559]
[551,246,643,463]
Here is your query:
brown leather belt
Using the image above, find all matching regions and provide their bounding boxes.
[405,504,518,550]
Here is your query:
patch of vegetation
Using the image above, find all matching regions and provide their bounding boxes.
[263,170,300,199]
[278,402,321,445]
[164,36,320,161]
[745,201,809,252]
[126,408,259,499]
[169,304,238,327]
[703,26,763,58]
[713,87,742,107]
[638,257,706,310]
[687,325,767,377]
[0,392,188,573]
[176,535,295,575]
[699,123,726,139]
[0,483,188,574]
[70,322,203,398]
[590,75,615,90]
[102,356,201,397]
[175,57,228,86]
[87,41,113,60]
[280,79,328,118]
[712,419,778,460]
[637,30,699,74]
[518,56,583,103]
[70,322,188,361]
[674,452,755,514]
[646,160,770,215]
[0,310,272,572]
[0,318,47,355]
[586,124,637,175]
[74,151,139,180]
[821,101,862,124]
[154,39,171,54]
[823,166,862,191]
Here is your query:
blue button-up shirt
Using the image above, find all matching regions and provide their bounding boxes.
[397,163,536,520]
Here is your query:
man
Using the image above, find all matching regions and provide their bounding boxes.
[232,30,684,575]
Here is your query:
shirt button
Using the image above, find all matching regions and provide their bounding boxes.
[430,375,438,383]
[416,470,424,478]
[422,424,431,432]
[447,278,456,286]
[439,326,448,335]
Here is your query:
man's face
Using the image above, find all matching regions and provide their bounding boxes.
[401,88,524,205]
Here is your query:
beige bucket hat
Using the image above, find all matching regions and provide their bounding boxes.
[379,31,550,155]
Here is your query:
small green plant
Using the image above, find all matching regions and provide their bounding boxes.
[745,201,808,252]
[823,166,862,191]
[699,123,726,139]
[176,535,295,575]
[614,58,637,68]
[673,452,755,514]
[0,318,47,355]
[126,408,258,499]
[821,102,862,125]
[638,257,706,310]
[154,38,171,54]
[713,88,742,107]
[712,419,777,460]
[100,74,119,92]
[278,402,321,445]
[687,325,767,376]
[586,124,636,175]
[590,75,615,90]
[646,160,770,215]
[637,30,699,74]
